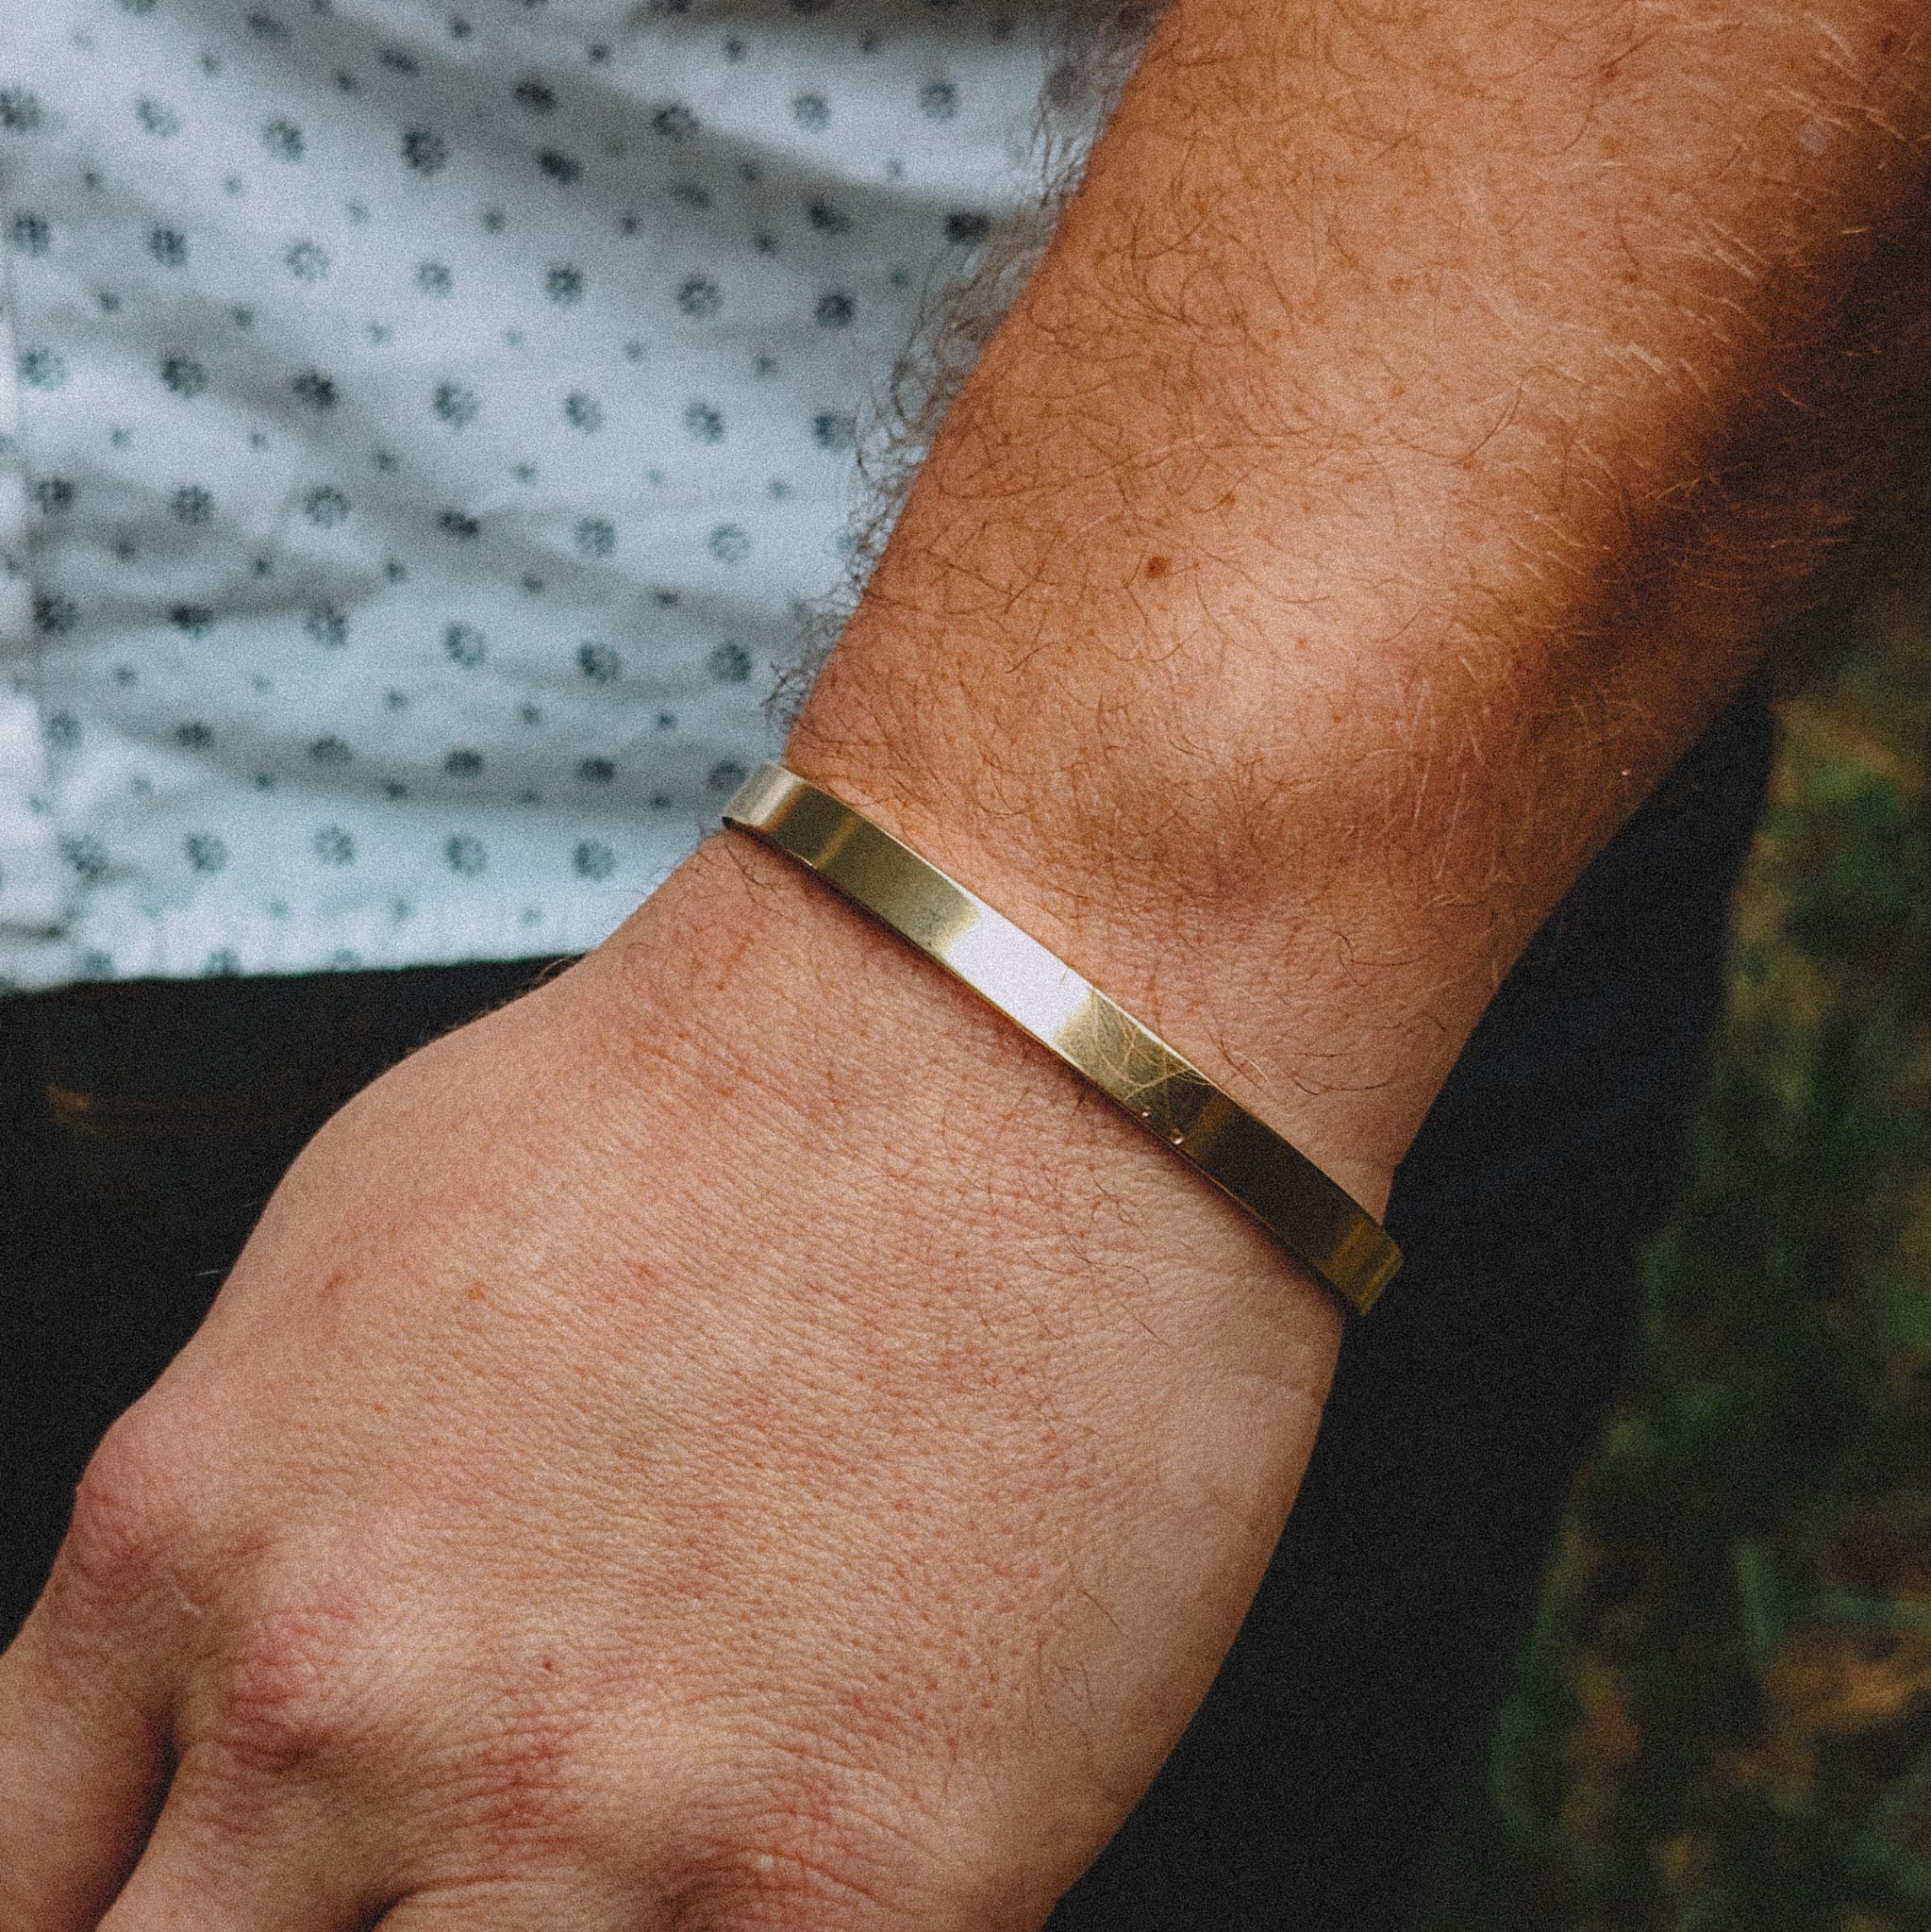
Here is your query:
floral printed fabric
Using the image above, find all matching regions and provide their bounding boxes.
[0,0,1060,988]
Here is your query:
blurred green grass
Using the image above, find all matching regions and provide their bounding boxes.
[1420,553,1931,1931]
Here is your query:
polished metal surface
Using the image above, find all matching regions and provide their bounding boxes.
[723,761,1401,1315]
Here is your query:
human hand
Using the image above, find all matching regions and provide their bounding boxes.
[0,833,1350,1929]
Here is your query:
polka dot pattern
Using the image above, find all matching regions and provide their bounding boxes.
[0,0,1062,987]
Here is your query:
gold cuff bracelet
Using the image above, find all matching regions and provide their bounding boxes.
[722,761,1401,1315]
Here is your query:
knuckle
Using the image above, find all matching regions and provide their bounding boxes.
[192,1606,595,1856]
[196,1596,383,1781]
[53,1395,210,1619]
[658,1750,941,1932]
[663,1850,894,1931]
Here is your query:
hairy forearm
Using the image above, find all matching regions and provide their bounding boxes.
[783,0,1931,1190]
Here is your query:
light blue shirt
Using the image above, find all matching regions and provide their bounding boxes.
[0,0,1062,988]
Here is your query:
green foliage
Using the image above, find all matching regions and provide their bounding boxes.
[1422,584,1931,1931]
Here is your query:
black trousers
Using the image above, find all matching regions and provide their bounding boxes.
[0,690,1774,1928]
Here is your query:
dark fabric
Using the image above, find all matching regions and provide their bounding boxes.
[0,687,1773,1924]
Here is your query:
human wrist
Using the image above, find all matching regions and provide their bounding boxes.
[718,758,1401,1308]
[591,823,1365,1343]
[781,608,1475,1196]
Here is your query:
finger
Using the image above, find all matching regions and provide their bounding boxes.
[374,1844,912,1932]
[0,1602,172,1932]
[374,1878,638,1932]
[93,1785,372,1932]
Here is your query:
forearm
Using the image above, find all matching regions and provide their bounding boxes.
[779,0,1931,1192]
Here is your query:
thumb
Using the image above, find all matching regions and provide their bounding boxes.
[0,1596,172,1932]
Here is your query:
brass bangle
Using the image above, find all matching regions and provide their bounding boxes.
[721,761,1400,1316]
